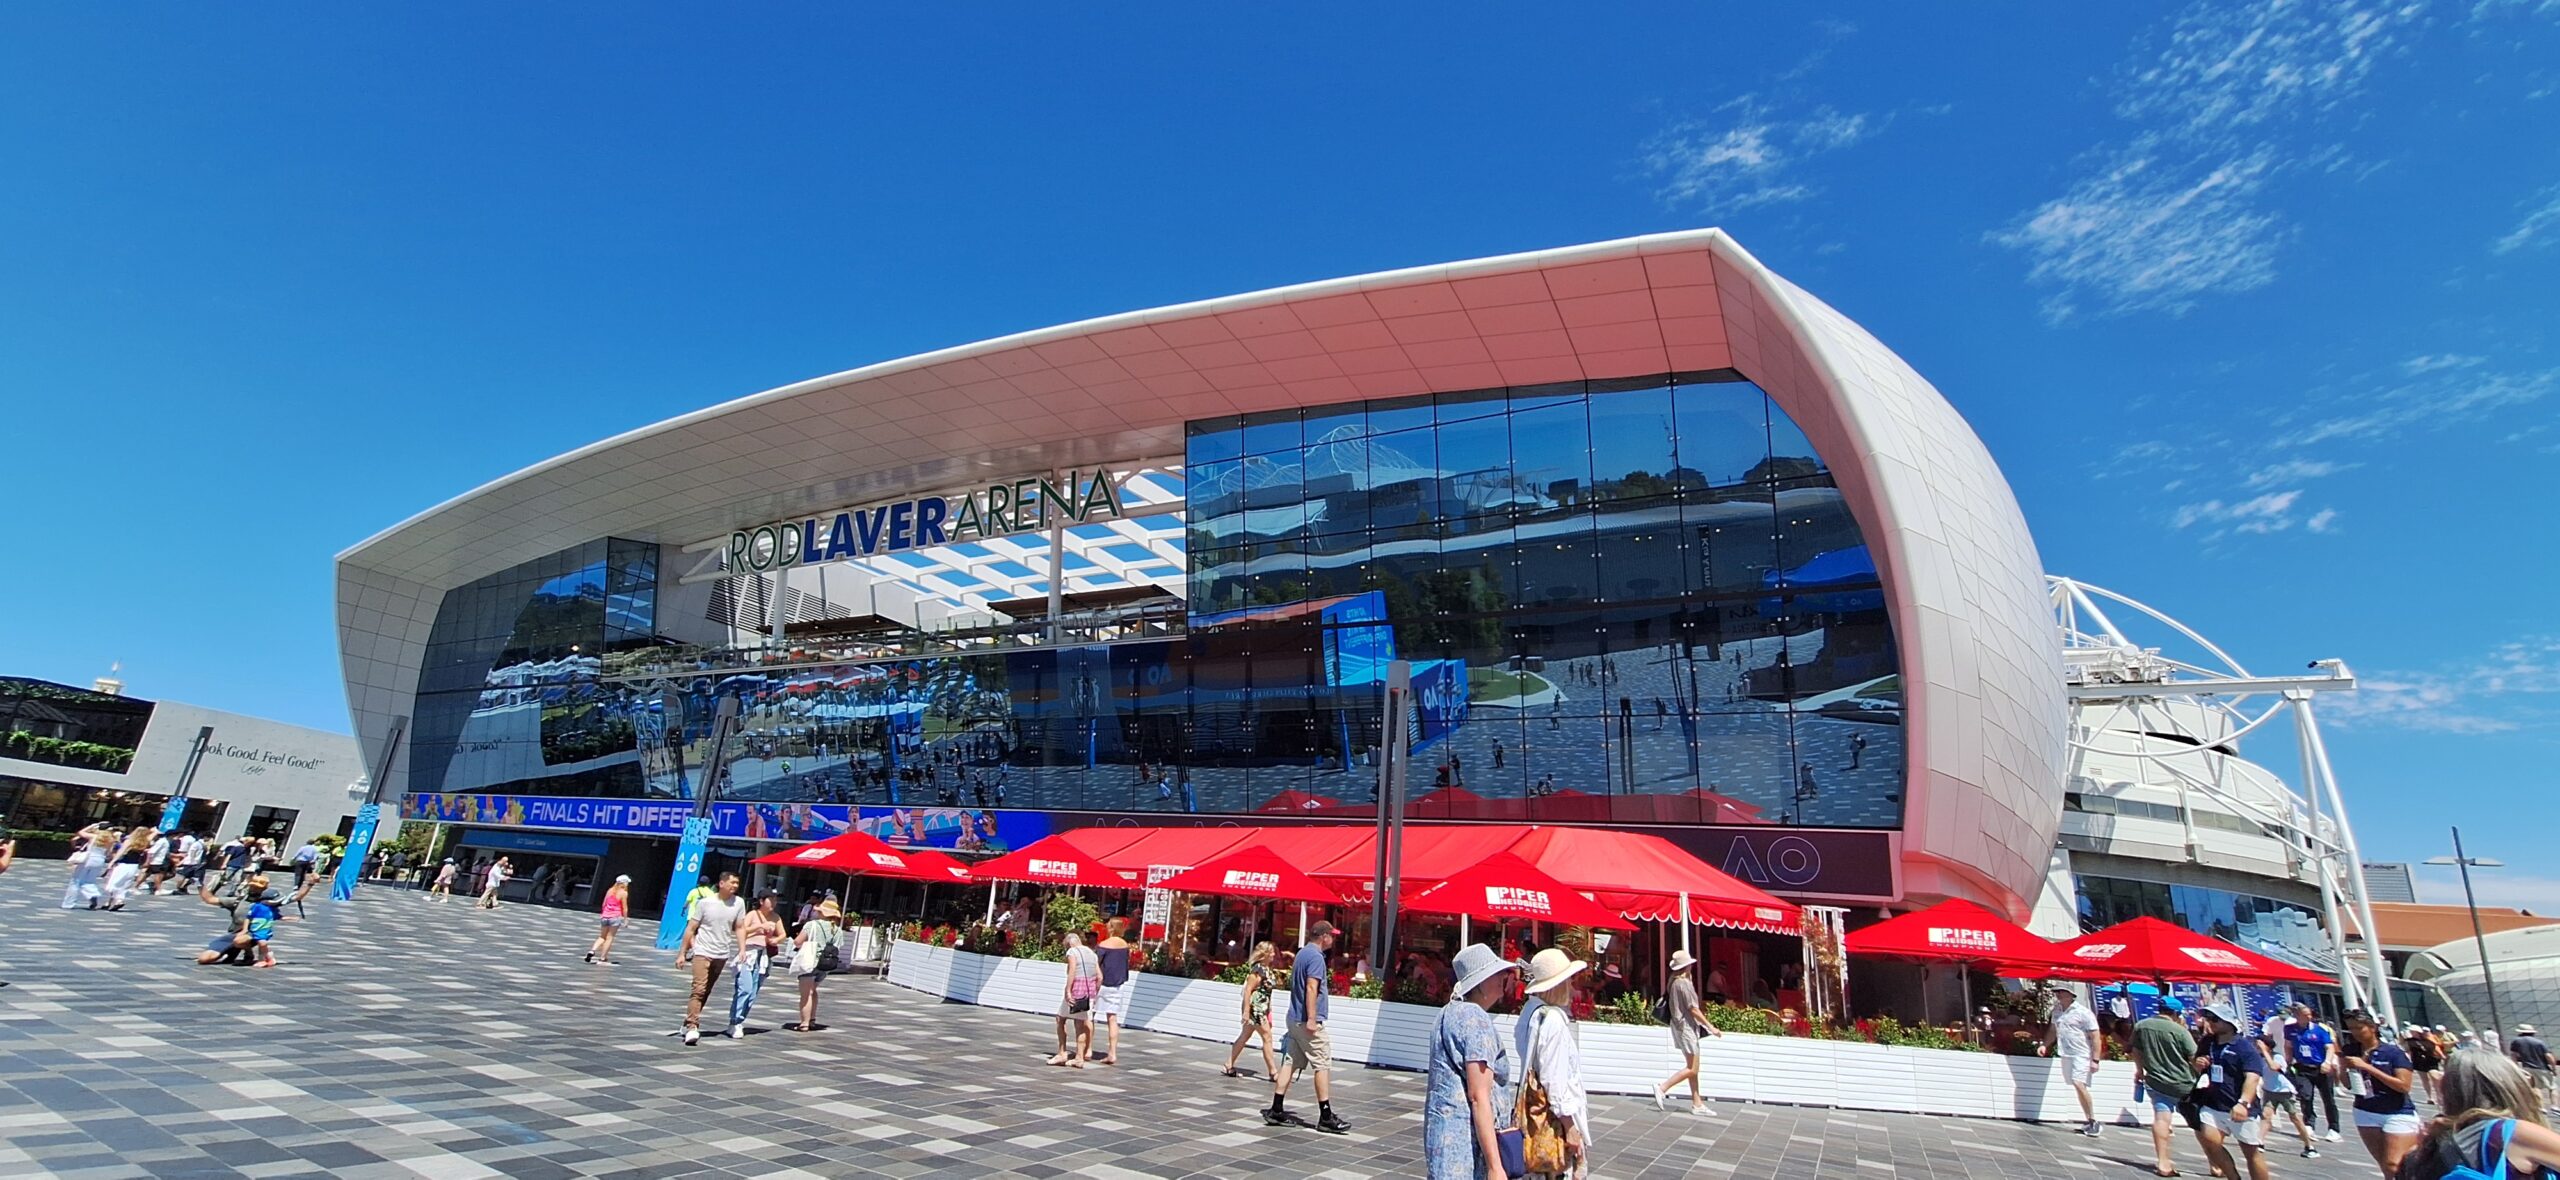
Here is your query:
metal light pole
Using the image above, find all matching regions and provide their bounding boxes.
[2426,828,2507,1036]
[1367,661,1412,968]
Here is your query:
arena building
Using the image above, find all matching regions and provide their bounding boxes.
[333,229,2075,927]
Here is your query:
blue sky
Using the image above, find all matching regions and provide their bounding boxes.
[3,5,2554,902]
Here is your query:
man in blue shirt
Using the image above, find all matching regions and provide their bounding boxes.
[1265,921,1350,1134]
[2285,1001,2343,1142]
[2193,1003,2272,1180]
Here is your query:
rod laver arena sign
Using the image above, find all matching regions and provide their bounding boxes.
[726,468,1124,576]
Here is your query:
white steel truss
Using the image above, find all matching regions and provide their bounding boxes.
[2051,576,2394,1024]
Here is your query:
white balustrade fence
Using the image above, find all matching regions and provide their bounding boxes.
[885,941,2145,1123]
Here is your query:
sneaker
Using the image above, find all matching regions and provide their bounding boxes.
[682,1028,700,1046]
[2302,1147,2321,1159]
[726,1024,745,1040]
[2082,1120,2101,1137]
[1652,1086,1667,1112]
[1692,1104,1716,1117]
[1262,1108,1293,1127]
[583,951,596,964]
[1316,1111,1351,1135]
[2324,1130,2342,1142]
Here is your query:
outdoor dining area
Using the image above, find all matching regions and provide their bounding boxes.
[745,814,2334,1067]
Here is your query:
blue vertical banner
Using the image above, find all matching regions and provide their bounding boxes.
[157,794,190,834]
[655,816,712,950]
[330,803,381,902]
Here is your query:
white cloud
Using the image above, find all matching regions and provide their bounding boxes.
[2493,185,2560,254]
[2172,488,2303,530]
[1645,100,1882,213]
[2307,507,2341,532]
[2324,637,2560,735]
[2284,365,2558,446]
[1994,146,2285,320]
[2245,458,2354,487]
[2415,867,2560,914]
[2404,354,2487,375]
[1996,0,2424,318]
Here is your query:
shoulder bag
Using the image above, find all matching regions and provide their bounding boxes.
[1510,1007,1569,1176]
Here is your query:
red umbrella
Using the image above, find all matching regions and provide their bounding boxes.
[749,828,973,883]
[2039,917,2329,985]
[1255,789,1343,814]
[1153,844,1358,905]
[1400,852,1636,930]
[968,834,1142,889]
[1844,898,2060,973]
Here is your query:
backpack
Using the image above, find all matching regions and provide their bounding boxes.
[2442,1118,2517,1180]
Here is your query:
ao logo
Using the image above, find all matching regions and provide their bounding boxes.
[1223,870,1281,891]
[1719,835,1825,888]
[1030,859,1077,878]
[1485,886,1551,914]
[868,852,906,868]
[1420,674,1467,724]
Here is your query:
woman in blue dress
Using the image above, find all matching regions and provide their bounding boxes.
[1425,944,1518,1180]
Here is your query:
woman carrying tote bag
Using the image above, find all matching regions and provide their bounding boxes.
[1515,947,1592,1179]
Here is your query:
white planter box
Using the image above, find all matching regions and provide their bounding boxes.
[886,942,2138,1123]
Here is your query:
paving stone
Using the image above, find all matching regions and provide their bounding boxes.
[0,885,2393,1178]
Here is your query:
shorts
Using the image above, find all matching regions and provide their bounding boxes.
[1286,1021,1332,1072]
[2057,1056,2097,1085]
[600,916,626,929]
[687,956,731,1012]
[2198,1106,2266,1148]
[1058,992,1092,1022]
[2261,1090,2298,1112]
[1094,981,1134,1020]
[2354,1109,2423,1135]
[2150,1094,2183,1114]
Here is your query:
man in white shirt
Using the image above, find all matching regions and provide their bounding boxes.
[675,873,746,1046]
[174,831,206,893]
[2049,988,2104,1136]
[140,831,174,895]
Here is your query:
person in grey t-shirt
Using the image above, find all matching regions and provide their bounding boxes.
[676,873,746,1046]
[1654,949,1723,1116]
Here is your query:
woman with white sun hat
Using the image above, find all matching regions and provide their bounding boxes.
[1517,946,1593,1179]
[1653,948,1722,1115]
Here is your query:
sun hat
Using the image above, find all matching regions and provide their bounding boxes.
[1451,944,1517,998]
[2200,1003,2239,1027]
[1669,949,1698,973]
[816,900,843,920]
[1602,963,1624,980]
[1522,947,1588,996]
[614,874,631,884]
[2520,1024,2541,1035]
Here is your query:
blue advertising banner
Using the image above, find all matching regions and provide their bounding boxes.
[455,829,609,858]
[852,806,1049,855]
[329,802,380,903]
[157,794,190,834]
[655,816,712,951]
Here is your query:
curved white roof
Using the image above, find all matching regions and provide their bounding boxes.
[337,228,2068,914]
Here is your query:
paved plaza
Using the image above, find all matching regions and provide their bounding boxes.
[1,882,2391,1179]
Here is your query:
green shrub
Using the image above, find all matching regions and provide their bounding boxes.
[1348,977,1385,1001]
[1699,1002,1786,1036]
[1591,992,1658,1025]
[0,730,135,772]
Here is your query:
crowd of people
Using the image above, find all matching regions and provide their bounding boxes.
[2101,992,2560,1180]
[54,823,327,913]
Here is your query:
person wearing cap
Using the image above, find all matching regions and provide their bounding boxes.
[1267,921,1350,1133]
[429,857,458,902]
[2191,1002,2272,1180]
[586,874,632,965]
[2404,1024,2446,1106]
[1424,943,1517,1180]
[1653,948,1722,1116]
[2255,1016,2322,1161]
[2511,1022,2556,1114]
[1516,947,1592,1179]
[787,899,843,1032]
[2046,987,2104,1136]
[2131,996,2201,1176]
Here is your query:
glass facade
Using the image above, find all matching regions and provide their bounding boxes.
[2076,873,2336,974]
[410,372,1905,829]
